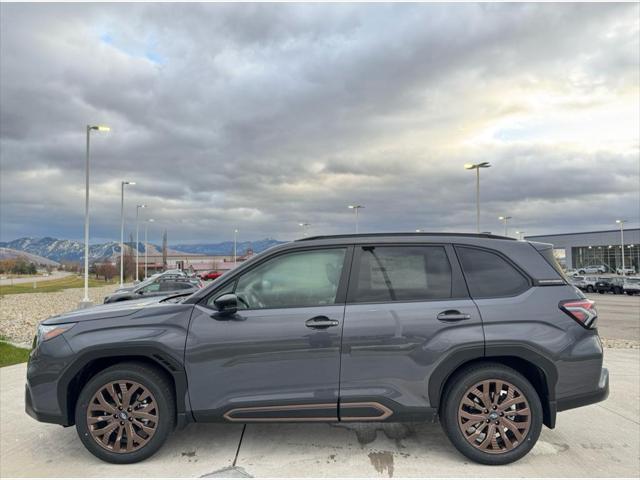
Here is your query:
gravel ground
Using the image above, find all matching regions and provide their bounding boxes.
[0,285,118,345]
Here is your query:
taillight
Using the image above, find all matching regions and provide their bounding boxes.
[559,299,598,329]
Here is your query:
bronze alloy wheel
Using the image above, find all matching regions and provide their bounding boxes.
[87,380,159,453]
[457,379,531,454]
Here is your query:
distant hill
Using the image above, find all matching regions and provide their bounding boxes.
[0,247,60,266]
[170,239,285,255]
[0,236,286,263]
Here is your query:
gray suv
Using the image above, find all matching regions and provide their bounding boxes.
[25,233,608,465]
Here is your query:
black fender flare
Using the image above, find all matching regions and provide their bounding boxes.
[427,343,558,427]
[57,344,190,426]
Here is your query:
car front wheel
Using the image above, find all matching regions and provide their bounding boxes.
[75,362,175,464]
[440,363,543,465]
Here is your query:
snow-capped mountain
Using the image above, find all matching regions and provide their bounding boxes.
[0,237,123,263]
[0,237,286,263]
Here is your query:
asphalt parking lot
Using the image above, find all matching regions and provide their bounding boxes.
[1,347,638,478]
[589,292,640,344]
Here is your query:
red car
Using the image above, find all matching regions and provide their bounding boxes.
[200,271,223,281]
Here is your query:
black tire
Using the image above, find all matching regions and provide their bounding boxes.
[75,362,175,464]
[578,270,585,274]
[440,363,543,465]
[586,285,594,293]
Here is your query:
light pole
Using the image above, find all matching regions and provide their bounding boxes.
[516,230,525,241]
[348,205,364,233]
[616,219,626,274]
[135,204,146,282]
[298,222,311,237]
[464,162,491,233]
[233,229,238,266]
[80,124,110,308]
[499,215,513,236]
[144,218,154,280]
[120,180,136,287]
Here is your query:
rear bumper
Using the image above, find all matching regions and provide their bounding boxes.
[557,367,609,412]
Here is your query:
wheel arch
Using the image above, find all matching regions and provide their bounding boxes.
[59,346,191,427]
[428,346,558,428]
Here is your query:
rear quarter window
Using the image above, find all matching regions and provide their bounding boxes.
[456,246,530,298]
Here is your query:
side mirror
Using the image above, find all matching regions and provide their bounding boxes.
[213,293,238,315]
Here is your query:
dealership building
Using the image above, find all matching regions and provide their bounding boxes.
[525,228,640,272]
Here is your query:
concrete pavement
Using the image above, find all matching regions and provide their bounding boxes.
[1,349,638,477]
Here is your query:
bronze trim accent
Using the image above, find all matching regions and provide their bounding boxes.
[340,401,393,421]
[222,401,394,422]
[223,403,338,422]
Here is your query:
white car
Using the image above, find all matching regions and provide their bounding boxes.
[577,265,607,274]
[616,267,637,276]
[623,277,640,295]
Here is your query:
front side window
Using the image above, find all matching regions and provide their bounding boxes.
[352,246,452,302]
[456,246,530,298]
[233,248,346,309]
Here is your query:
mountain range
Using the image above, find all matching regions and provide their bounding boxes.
[0,237,284,263]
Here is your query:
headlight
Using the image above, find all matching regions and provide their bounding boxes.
[35,323,76,347]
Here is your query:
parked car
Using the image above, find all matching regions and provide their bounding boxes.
[577,265,607,274]
[594,276,624,294]
[200,271,223,281]
[27,233,607,465]
[573,275,599,292]
[103,278,198,303]
[564,269,579,277]
[623,277,640,295]
[616,266,637,276]
[115,270,187,293]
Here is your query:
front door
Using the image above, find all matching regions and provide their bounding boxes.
[185,246,351,422]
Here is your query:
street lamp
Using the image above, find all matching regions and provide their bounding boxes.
[120,181,136,287]
[233,229,239,266]
[499,215,513,236]
[616,219,627,274]
[298,223,311,237]
[80,124,110,308]
[144,218,154,280]
[516,230,525,241]
[135,204,147,282]
[464,162,491,233]
[348,205,364,233]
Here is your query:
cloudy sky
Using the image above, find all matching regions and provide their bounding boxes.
[1,2,638,244]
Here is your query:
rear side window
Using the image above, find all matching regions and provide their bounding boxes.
[456,246,529,298]
[352,246,452,302]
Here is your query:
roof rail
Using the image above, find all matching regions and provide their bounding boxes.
[296,232,516,242]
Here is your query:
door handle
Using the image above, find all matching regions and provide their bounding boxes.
[305,316,339,329]
[437,310,471,322]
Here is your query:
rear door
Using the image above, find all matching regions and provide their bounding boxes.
[339,244,483,421]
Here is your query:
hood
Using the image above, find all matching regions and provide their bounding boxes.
[42,296,167,325]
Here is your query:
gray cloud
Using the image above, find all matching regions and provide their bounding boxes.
[1,2,638,244]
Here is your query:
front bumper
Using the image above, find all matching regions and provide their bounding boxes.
[557,367,609,412]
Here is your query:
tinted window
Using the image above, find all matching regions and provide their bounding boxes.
[352,246,452,302]
[234,248,346,309]
[456,246,529,298]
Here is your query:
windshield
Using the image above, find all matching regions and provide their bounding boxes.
[625,278,640,284]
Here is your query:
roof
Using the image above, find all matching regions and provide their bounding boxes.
[297,232,515,242]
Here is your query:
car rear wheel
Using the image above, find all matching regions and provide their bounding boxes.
[75,363,175,464]
[586,285,594,292]
[441,363,543,465]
